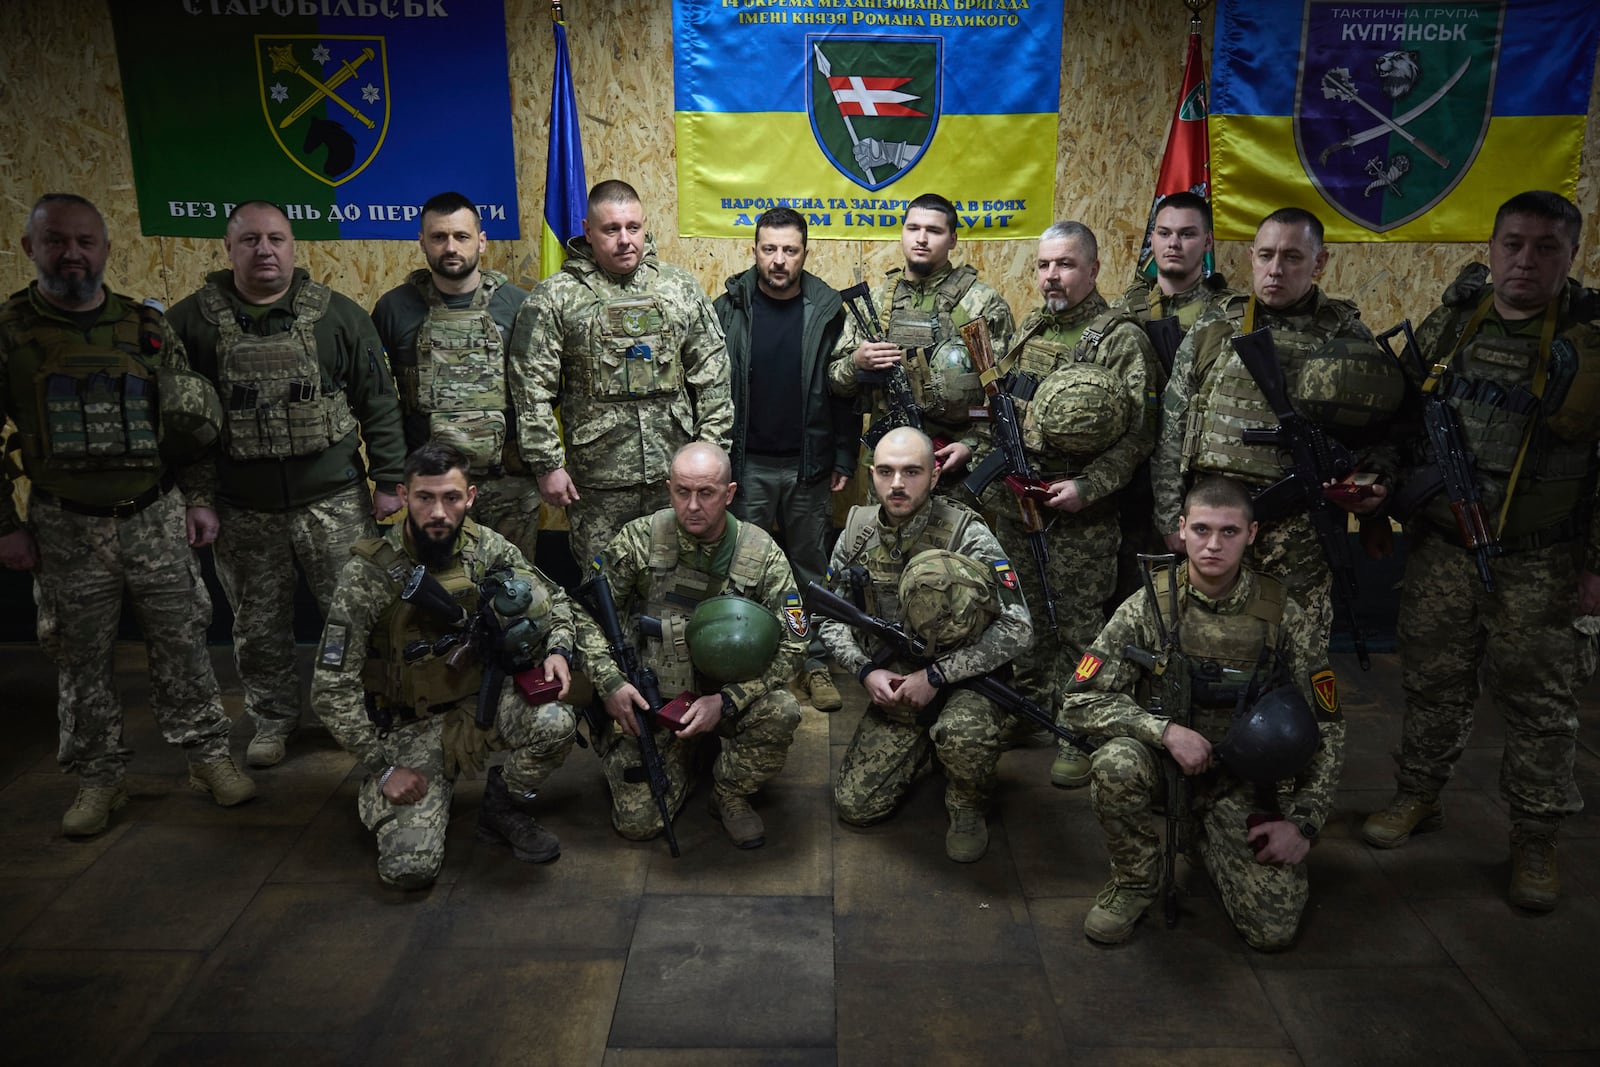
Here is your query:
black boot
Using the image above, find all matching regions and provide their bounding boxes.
[476,766,560,863]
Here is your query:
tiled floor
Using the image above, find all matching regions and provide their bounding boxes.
[0,644,1596,1065]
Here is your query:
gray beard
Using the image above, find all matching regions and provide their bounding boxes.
[1044,294,1070,313]
[38,270,103,307]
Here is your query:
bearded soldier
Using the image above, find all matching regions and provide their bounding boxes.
[1363,190,1600,913]
[584,442,805,849]
[1,194,253,835]
[311,442,597,889]
[371,191,538,558]
[820,426,1033,863]
[829,193,1014,483]
[507,180,733,571]
[1063,476,1343,950]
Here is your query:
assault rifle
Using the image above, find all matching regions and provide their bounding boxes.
[1117,554,1192,929]
[1377,320,1500,592]
[578,570,681,858]
[958,318,1059,626]
[841,276,924,448]
[805,581,1093,752]
[1230,328,1370,669]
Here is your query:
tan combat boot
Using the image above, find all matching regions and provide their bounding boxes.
[188,756,258,807]
[807,667,843,712]
[945,808,989,862]
[1360,791,1442,849]
[1050,744,1092,788]
[1084,880,1160,944]
[62,783,128,838]
[246,728,293,769]
[710,788,766,849]
[1508,827,1559,912]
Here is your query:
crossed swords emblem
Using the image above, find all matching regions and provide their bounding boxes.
[269,43,377,130]
[1317,57,1470,168]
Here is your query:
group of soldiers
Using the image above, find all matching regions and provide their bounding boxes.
[2,179,1595,952]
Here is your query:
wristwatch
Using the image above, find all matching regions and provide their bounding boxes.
[925,662,947,688]
[1296,818,1320,840]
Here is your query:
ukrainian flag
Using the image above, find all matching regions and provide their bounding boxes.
[541,16,587,278]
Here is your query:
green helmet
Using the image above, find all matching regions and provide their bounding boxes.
[685,594,781,684]
[1291,335,1406,438]
[919,336,984,425]
[156,366,224,464]
[1023,360,1129,457]
[898,549,1000,657]
[1214,685,1319,783]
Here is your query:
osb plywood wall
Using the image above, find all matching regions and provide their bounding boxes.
[2,0,1598,334]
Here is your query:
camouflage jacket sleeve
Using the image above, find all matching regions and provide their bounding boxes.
[722,538,807,714]
[1058,594,1173,747]
[576,517,651,697]
[936,518,1033,683]
[504,282,566,476]
[0,323,23,536]
[1076,321,1158,506]
[827,279,891,398]
[153,320,220,509]
[680,284,735,451]
[1341,315,1401,489]
[310,555,395,775]
[1153,308,1232,533]
[818,523,876,677]
[966,280,1016,366]
[1279,596,1346,831]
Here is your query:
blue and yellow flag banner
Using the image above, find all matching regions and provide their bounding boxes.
[110,1,519,240]
[671,0,1064,240]
[541,18,588,280]
[1211,0,1600,242]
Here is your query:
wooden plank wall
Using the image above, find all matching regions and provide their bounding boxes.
[2,0,1598,337]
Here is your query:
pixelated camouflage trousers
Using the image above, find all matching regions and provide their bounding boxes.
[32,488,233,784]
[1396,532,1589,827]
[595,689,802,840]
[568,482,671,578]
[355,691,576,887]
[834,689,1008,824]
[470,473,541,564]
[992,507,1116,758]
[1089,736,1307,951]
[1250,513,1333,648]
[215,483,374,737]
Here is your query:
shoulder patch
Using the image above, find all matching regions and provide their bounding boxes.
[1073,652,1103,682]
[992,558,1018,590]
[591,555,604,573]
[317,623,349,671]
[783,592,809,638]
[1311,669,1339,715]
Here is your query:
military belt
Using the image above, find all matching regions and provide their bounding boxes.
[1425,514,1580,556]
[31,470,177,520]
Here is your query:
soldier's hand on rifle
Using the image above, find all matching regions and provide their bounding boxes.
[1161,721,1213,776]
[853,340,903,372]
[1045,478,1085,513]
[538,467,581,508]
[382,766,429,805]
[933,440,971,476]
[186,506,220,548]
[1578,571,1600,616]
[541,653,572,701]
[0,529,39,571]
[1248,818,1311,866]
[372,489,403,522]
[604,683,649,737]
[676,693,725,738]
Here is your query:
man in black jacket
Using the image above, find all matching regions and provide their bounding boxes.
[714,207,854,711]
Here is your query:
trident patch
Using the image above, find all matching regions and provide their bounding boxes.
[783,592,809,638]
[1073,652,1102,682]
[1311,669,1339,714]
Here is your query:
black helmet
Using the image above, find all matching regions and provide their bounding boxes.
[1215,685,1319,782]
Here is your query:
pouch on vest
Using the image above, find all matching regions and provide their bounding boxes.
[593,294,682,400]
[32,347,161,472]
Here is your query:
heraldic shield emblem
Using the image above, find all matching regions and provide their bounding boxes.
[807,34,941,192]
[256,35,390,187]
[1294,0,1503,232]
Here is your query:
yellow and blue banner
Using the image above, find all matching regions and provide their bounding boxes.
[541,16,588,279]
[1211,0,1600,241]
[671,0,1064,240]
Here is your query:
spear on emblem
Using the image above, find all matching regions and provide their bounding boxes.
[813,43,876,183]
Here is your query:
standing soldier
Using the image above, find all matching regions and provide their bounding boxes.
[585,443,805,849]
[312,442,590,889]
[1063,476,1343,950]
[169,200,407,770]
[821,426,1033,862]
[1363,190,1600,913]
[0,194,253,835]
[714,206,854,713]
[969,221,1159,790]
[371,191,538,558]
[829,193,1014,482]
[507,180,733,572]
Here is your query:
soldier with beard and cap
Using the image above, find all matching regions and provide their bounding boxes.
[371,192,538,559]
[311,441,602,890]
[507,179,733,572]
[0,194,254,836]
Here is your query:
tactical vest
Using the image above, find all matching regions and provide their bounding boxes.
[1121,282,1210,331]
[639,511,770,694]
[353,530,484,719]
[837,497,976,626]
[1009,307,1139,461]
[566,260,685,402]
[199,279,358,461]
[1153,567,1286,735]
[1,291,162,481]
[884,265,982,422]
[400,269,511,473]
[1184,295,1361,484]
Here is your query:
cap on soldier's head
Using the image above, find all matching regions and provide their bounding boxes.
[898,549,1000,657]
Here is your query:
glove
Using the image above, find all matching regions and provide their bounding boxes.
[440,707,493,779]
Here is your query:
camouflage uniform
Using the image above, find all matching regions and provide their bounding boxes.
[506,235,734,570]
[827,262,1014,474]
[311,517,594,886]
[371,268,540,558]
[0,284,234,785]
[820,497,1033,822]
[169,269,406,744]
[1153,288,1395,642]
[1061,563,1344,950]
[1389,268,1600,833]
[583,510,806,839]
[969,293,1159,741]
